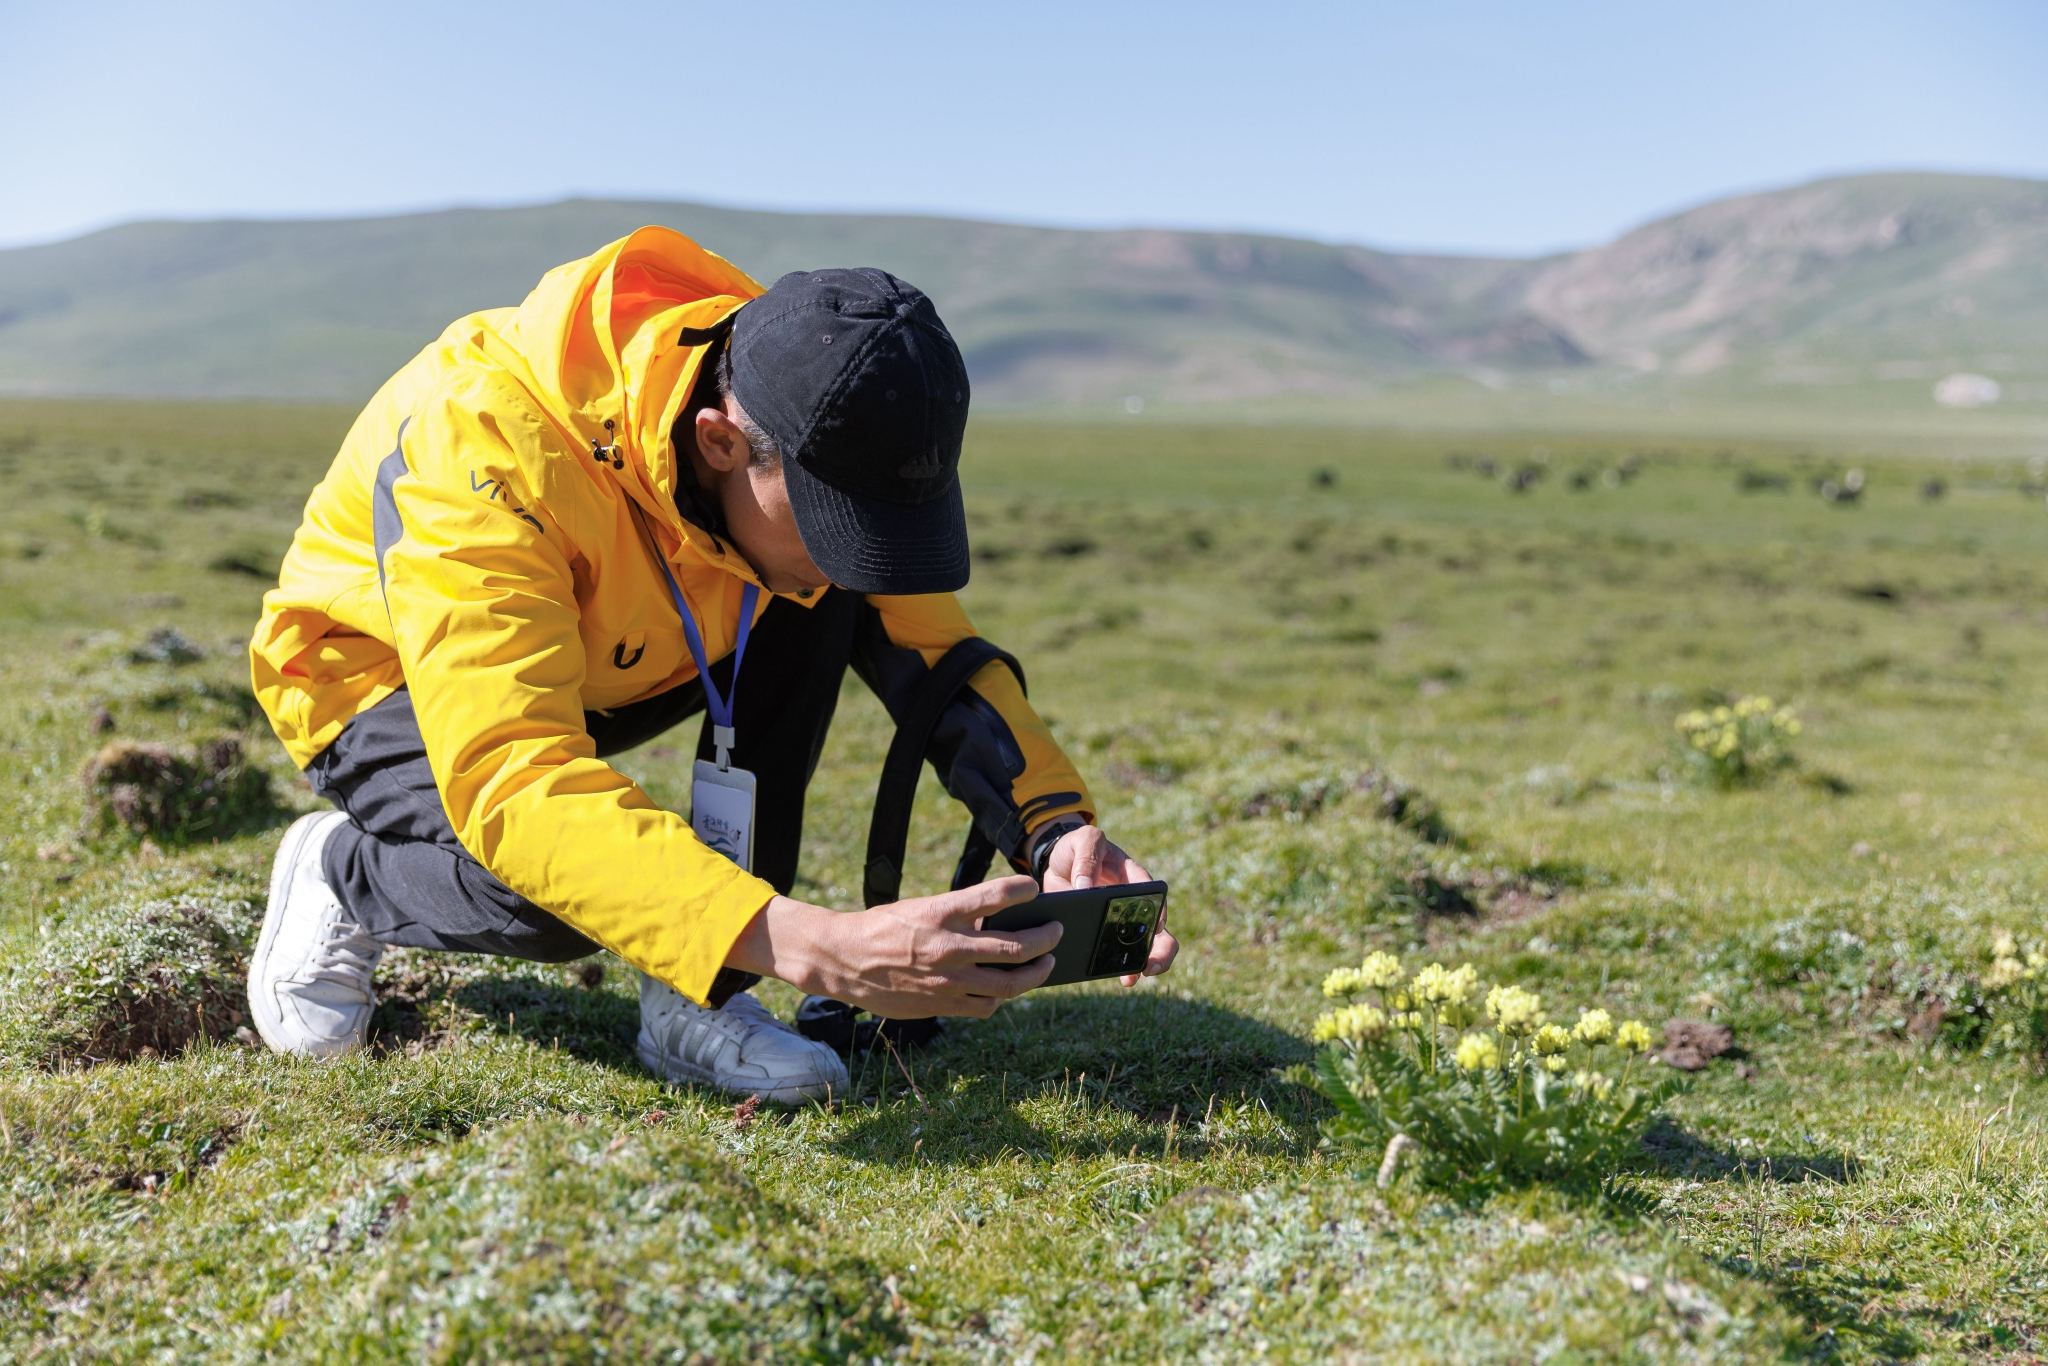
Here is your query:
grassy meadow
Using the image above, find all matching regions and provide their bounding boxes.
[2,397,2046,1361]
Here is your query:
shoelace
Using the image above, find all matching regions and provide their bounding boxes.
[714,995,792,1040]
[302,919,382,991]
[665,994,789,1064]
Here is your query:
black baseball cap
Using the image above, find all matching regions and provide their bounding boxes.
[725,268,971,595]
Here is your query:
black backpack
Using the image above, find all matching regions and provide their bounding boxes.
[795,635,1027,1056]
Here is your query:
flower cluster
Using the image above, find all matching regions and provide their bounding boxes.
[1300,952,1679,1190]
[1674,695,1800,787]
[1974,930,2048,1062]
[1484,983,1544,1034]
[1614,1019,1654,1053]
[1311,1003,1389,1043]
[1983,931,2045,992]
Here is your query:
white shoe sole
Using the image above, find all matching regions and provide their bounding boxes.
[248,810,349,1055]
[635,1029,841,1106]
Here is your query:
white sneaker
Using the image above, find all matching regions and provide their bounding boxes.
[636,976,849,1106]
[248,810,384,1057]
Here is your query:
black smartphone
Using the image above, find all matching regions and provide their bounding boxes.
[979,881,1169,988]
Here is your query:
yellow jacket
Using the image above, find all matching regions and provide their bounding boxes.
[251,228,1091,1003]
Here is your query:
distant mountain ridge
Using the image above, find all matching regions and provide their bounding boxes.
[0,172,2040,406]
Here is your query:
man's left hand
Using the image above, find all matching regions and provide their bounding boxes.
[1040,826,1178,986]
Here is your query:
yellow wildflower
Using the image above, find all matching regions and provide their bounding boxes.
[1572,1008,1614,1044]
[1992,931,2019,960]
[1532,1023,1572,1056]
[1485,984,1546,1035]
[1411,962,1474,1007]
[1455,1033,1501,1071]
[1313,1004,1390,1043]
[1712,706,1732,723]
[1984,957,2025,992]
[1358,950,1406,989]
[1542,1054,1570,1074]
[1572,1069,1615,1099]
[1615,1019,1654,1054]
[1321,967,1363,999]
[1440,999,1478,1029]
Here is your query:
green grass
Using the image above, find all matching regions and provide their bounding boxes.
[2,398,2046,1360]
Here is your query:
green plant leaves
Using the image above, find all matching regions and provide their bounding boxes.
[1297,1037,1689,1195]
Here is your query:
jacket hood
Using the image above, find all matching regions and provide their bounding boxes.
[488,227,763,550]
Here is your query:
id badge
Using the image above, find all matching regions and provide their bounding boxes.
[691,761,757,873]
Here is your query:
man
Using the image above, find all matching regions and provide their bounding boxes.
[245,227,1176,1102]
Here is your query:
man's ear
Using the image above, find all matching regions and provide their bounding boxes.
[694,408,748,475]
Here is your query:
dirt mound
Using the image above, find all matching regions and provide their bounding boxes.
[1660,1019,1736,1071]
[82,736,278,844]
[3,896,256,1066]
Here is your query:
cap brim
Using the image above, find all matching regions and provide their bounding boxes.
[782,455,970,595]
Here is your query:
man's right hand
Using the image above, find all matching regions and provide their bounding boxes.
[723,875,1060,1018]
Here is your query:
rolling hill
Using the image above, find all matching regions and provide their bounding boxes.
[0,173,2042,413]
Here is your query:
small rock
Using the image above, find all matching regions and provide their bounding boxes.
[578,961,606,989]
[88,706,116,735]
[733,1095,762,1131]
[1735,1062,1758,1082]
[234,1025,260,1048]
[1661,1018,1735,1071]
[34,842,79,864]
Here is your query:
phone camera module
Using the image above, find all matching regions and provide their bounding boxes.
[1090,893,1162,978]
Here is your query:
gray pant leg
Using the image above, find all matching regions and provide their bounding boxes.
[306,688,598,961]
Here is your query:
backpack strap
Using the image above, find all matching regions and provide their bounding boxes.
[863,637,1027,908]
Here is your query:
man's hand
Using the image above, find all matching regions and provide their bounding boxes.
[725,876,1062,1018]
[1040,825,1179,986]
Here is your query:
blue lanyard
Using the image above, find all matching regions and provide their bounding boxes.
[653,552,758,770]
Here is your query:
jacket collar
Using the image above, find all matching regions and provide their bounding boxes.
[494,226,765,578]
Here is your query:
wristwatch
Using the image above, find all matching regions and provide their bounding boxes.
[1028,818,1088,882]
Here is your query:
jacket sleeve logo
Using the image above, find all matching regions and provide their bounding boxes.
[469,470,545,533]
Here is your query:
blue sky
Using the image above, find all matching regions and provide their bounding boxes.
[3,0,2043,255]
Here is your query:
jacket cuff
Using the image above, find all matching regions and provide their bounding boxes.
[666,873,778,1005]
